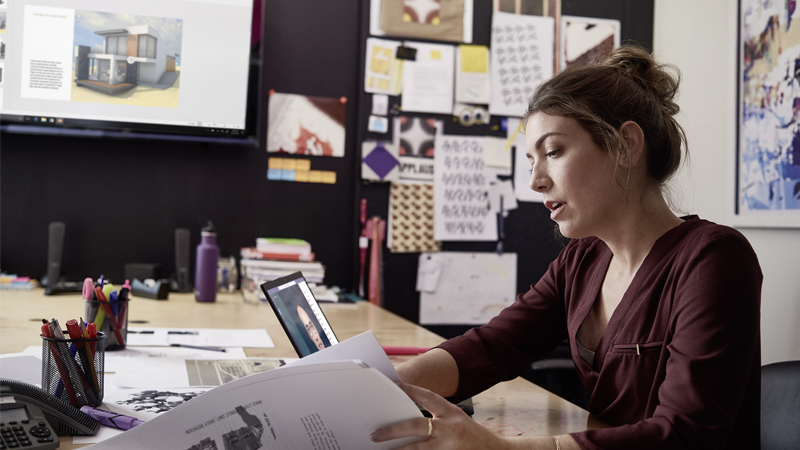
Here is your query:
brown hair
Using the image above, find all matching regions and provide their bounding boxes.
[525,45,688,185]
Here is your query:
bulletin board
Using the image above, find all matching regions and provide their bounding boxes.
[353,0,655,336]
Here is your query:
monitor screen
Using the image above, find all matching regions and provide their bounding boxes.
[0,0,261,144]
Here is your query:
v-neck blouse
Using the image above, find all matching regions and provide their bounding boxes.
[438,216,762,449]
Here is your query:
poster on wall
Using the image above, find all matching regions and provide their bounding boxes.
[738,1,800,227]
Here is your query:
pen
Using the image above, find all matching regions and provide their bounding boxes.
[95,286,125,346]
[169,343,226,352]
[110,291,119,317]
[41,320,79,406]
[80,406,144,430]
[66,319,100,395]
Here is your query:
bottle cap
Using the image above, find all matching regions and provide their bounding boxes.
[201,221,216,236]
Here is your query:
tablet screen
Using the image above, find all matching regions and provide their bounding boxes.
[260,272,338,357]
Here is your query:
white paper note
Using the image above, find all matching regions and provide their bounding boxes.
[455,45,491,104]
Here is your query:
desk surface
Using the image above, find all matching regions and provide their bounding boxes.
[0,289,607,447]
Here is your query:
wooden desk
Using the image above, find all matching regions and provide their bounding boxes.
[0,289,606,448]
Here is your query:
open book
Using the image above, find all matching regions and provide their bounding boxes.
[88,332,424,449]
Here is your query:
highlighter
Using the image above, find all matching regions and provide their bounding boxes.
[80,406,144,430]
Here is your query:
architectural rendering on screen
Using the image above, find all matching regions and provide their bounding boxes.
[72,11,183,107]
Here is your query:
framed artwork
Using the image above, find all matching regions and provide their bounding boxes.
[737,0,800,227]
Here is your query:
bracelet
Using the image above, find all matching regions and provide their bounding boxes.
[553,436,561,450]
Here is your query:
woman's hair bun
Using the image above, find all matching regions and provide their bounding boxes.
[603,46,681,116]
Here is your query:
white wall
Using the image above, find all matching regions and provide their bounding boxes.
[654,0,800,365]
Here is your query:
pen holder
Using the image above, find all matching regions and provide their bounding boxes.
[84,298,129,350]
[41,332,106,408]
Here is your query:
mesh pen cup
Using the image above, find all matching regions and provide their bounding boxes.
[84,298,129,350]
[41,332,106,408]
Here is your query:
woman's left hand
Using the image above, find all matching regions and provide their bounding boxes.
[370,382,509,450]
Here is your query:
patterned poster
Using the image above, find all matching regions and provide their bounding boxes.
[560,16,620,71]
[738,0,800,226]
[389,183,441,253]
[489,12,554,117]
[267,93,346,157]
[433,135,498,241]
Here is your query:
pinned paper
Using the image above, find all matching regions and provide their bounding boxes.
[389,183,441,253]
[433,135,498,241]
[507,118,543,202]
[372,94,389,115]
[416,253,444,292]
[368,115,389,133]
[401,41,454,114]
[267,92,346,157]
[394,116,441,182]
[489,12,554,117]
[362,141,400,182]
[489,179,518,216]
[365,38,404,95]
[455,45,490,104]
[484,136,512,169]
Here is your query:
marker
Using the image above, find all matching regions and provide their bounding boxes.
[169,343,226,352]
[382,346,431,355]
[80,406,144,430]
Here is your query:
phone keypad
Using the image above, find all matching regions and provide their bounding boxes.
[0,421,53,448]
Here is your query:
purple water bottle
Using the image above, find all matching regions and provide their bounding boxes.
[194,221,219,302]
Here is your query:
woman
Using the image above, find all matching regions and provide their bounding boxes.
[371,46,762,449]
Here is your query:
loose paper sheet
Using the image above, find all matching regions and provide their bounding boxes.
[419,252,517,324]
[434,135,498,241]
[126,328,274,348]
[455,45,491,104]
[489,12,554,117]
[401,42,455,114]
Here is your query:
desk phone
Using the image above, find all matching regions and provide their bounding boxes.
[0,379,100,449]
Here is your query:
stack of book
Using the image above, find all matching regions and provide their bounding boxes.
[240,238,326,303]
[0,274,37,290]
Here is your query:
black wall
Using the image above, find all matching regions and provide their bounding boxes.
[0,0,652,333]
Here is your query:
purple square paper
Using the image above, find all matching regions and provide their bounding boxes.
[362,142,399,180]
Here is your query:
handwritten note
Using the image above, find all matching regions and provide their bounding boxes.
[489,12,554,117]
[434,135,498,241]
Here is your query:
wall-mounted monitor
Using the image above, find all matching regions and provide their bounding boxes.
[0,0,262,145]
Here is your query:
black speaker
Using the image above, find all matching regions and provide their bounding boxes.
[174,228,191,293]
[43,222,81,295]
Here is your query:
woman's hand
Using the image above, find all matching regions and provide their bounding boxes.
[370,382,509,450]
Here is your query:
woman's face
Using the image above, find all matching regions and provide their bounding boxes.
[524,113,625,239]
[296,305,325,350]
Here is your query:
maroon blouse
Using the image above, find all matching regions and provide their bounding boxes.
[438,217,762,449]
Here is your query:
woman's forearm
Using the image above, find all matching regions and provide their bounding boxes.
[395,348,460,397]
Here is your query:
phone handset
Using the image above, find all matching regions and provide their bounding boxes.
[0,378,99,450]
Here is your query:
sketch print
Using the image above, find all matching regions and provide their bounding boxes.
[72,11,182,107]
[186,405,265,450]
[739,0,800,224]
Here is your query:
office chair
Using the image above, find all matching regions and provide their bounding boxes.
[521,340,590,409]
[761,360,800,450]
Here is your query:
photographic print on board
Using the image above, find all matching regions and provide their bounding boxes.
[267,92,346,158]
[559,16,620,71]
[738,0,800,227]
[71,11,183,107]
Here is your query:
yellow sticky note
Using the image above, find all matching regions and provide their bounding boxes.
[430,50,442,60]
[268,157,283,169]
[308,170,323,183]
[283,159,297,170]
[295,159,311,171]
[321,171,337,184]
[294,171,310,182]
[461,45,488,73]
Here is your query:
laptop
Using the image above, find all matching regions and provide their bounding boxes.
[260,271,474,416]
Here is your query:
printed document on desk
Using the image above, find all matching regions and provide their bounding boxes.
[127,327,275,348]
[88,364,424,449]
